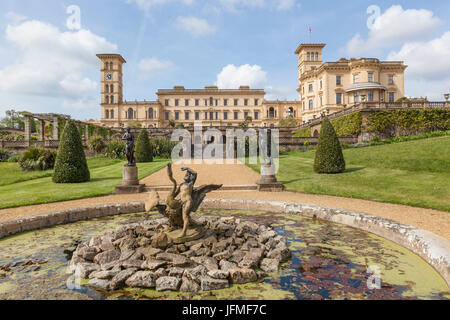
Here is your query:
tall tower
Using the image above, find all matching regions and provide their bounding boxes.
[294,43,326,77]
[97,54,126,118]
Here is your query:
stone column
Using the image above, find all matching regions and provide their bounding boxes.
[38,120,44,142]
[24,115,31,144]
[52,117,59,141]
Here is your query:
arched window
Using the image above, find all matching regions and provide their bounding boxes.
[110,110,114,119]
[210,97,213,106]
[105,84,109,93]
[307,52,310,61]
[106,110,110,119]
[109,62,113,70]
[128,108,134,119]
[269,107,275,119]
[106,96,110,104]
[149,108,154,119]
[110,96,114,104]
[110,84,114,93]
[315,52,319,61]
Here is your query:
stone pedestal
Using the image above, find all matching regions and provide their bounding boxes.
[115,165,144,194]
[257,163,284,192]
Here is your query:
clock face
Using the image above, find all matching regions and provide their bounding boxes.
[106,74,113,80]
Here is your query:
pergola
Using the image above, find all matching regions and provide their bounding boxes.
[20,112,93,142]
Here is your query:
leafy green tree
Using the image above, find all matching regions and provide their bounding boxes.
[53,120,90,183]
[278,117,298,127]
[314,117,346,174]
[135,130,153,163]
[0,110,24,130]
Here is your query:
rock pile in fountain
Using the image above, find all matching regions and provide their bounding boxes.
[68,216,291,293]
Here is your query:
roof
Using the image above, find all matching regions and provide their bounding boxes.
[96,54,127,64]
[294,43,326,54]
[345,82,387,93]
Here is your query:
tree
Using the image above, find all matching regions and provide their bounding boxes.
[53,120,90,183]
[135,130,153,163]
[239,116,253,128]
[0,110,24,130]
[278,117,298,127]
[314,117,346,174]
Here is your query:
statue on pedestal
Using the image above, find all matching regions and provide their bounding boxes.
[122,127,136,167]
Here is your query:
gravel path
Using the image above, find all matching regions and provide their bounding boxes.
[0,162,449,240]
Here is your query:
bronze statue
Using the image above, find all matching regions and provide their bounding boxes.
[146,163,222,238]
[122,127,136,166]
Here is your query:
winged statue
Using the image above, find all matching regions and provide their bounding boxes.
[145,163,222,237]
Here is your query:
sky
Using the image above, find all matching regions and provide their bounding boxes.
[0,0,450,121]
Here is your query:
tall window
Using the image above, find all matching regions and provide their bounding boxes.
[210,112,214,120]
[336,76,342,85]
[105,84,109,93]
[234,99,238,106]
[210,97,213,106]
[110,84,114,93]
[128,108,134,119]
[195,112,199,120]
[315,52,319,61]
[388,75,394,85]
[269,107,275,118]
[185,99,189,106]
[368,72,374,82]
[110,110,114,119]
[368,90,374,102]
[110,96,114,104]
[224,112,228,120]
[354,92,360,103]
[106,96,110,104]
[175,112,179,120]
[244,111,249,118]
[255,99,259,106]
[165,112,169,120]
[254,111,259,120]
[106,110,109,119]
[185,112,189,120]
[244,99,248,106]
[148,108,154,119]
[195,99,199,106]
[309,99,313,110]
[308,83,313,92]
[224,99,228,106]
[307,52,310,61]
[336,93,342,105]
[175,99,179,107]
[165,99,169,107]
[353,74,359,83]
[234,112,239,120]
[319,80,322,90]
[389,92,395,103]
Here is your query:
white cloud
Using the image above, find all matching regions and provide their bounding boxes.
[387,31,450,100]
[265,85,297,100]
[346,5,441,56]
[175,16,216,37]
[0,19,117,108]
[5,12,27,24]
[276,0,295,11]
[138,58,174,77]
[216,64,267,89]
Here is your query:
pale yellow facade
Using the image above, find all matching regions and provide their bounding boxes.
[295,44,407,123]
[97,54,301,128]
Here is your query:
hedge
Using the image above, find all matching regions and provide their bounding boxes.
[135,130,153,163]
[53,120,90,183]
[366,109,450,136]
[330,112,362,136]
[314,118,346,174]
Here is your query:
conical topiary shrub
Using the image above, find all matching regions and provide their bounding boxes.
[135,130,153,163]
[314,117,346,174]
[53,120,90,183]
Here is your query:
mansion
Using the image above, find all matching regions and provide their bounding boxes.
[97,45,406,128]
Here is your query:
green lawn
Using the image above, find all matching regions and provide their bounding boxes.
[0,157,169,209]
[247,136,450,212]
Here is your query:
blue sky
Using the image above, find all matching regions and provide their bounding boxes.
[1,0,450,120]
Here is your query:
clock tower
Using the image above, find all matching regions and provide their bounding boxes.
[97,54,126,122]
